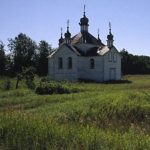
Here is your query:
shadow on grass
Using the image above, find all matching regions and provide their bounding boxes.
[103,80,132,84]
[78,78,132,84]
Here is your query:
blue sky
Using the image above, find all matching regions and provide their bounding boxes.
[0,0,150,56]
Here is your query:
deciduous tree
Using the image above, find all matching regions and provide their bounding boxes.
[8,33,37,73]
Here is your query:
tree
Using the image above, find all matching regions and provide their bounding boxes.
[15,67,36,89]
[0,41,6,75]
[36,41,51,76]
[120,49,150,74]
[8,33,37,74]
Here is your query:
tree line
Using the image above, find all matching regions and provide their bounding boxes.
[120,49,150,74]
[0,33,53,76]
[0,33,150,77]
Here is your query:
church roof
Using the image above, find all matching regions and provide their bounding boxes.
[97,46,110,55]
[73,44,113,56]
[48,43,113,58]
[74,45,99,56]
[48,8,118,59]
[71,31,104,46]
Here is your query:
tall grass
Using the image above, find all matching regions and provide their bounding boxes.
[0,75,150,149]
[0,112,150,150]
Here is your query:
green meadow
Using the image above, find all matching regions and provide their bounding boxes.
[0,75,150,150]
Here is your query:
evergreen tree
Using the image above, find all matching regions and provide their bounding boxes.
[37,41,51,76]
[120,49,150,74]
[0,41,6,75]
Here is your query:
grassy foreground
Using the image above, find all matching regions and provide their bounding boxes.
[0,75,150,150]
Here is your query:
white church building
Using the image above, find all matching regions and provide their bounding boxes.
[48,8,121,82]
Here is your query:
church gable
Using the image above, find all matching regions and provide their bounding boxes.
[48,44,80,59]
[105,47,121,61]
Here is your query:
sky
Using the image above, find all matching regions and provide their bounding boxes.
[0,0,150,56]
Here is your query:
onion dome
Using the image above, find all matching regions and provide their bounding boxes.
[80,14,89,26]
[79,5,89,26]
[64,20,71,39]
[64,20,72,44]
[64,27,71,38]
[107,22,114,48]
[107,22,114,40]
[59,36,64,44]
[59,28,64,45]
[107,33,113,40]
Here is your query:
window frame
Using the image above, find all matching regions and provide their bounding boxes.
[58,57,63,69]
[109,52,112,62]
[113,53,117,62]
[90,58,95,69]
[68,57,72,69]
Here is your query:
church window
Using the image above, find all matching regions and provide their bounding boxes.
[109,53,112,61]
[90,58,95,69]
[58,57,63,69]
[68,57,72,69]
[113,53,117,62]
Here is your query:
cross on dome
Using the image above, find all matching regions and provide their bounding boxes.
[109,22,111,34]
[84,5,86,16]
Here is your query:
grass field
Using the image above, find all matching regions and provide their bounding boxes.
[0,75,150,150]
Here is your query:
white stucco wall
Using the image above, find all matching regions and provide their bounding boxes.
[103,47,121,81]
[48,45,78,81]
[48,58,54,79]
[48,45,121,82]
[78,56,104,82]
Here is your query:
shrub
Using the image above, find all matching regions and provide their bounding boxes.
[26,79,35,90]
[35,78,78,95]
[2,78,11,90]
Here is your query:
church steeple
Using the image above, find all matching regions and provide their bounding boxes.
[64,20,71,44]
[79,5,89,32]
[107,22,114,48]
[97,28,101,43]
[59,27,64,46]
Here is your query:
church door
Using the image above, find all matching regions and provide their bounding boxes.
[109,68,116,80]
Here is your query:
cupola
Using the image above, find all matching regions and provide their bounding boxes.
[107,22,114,48]
[79,5,89,32]
[58,28,64,46]
[64,20,71,44]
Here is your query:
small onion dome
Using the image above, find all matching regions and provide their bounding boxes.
[80,14,89,26]
[59,37,64,44]
[107,33,113,40]
[64,29,71,39]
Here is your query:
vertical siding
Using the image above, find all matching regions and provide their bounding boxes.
[78,56,104,82]
[48,46,121,82]
[48,58,54,79]
[104,48,121,81]
[48,46,78,81]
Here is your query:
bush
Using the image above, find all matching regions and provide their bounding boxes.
[35,78,78,95]
[2,78,11,90]
[35,86,52,95]
[26,79,35,90]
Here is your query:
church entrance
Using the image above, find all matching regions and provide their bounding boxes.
[109,68,116,80]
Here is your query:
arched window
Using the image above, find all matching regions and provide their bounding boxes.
[109,52,112,61]
[68,57,72,69]
[58,57,63,69]
[113,53,117,62]
[90,58,95,69]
